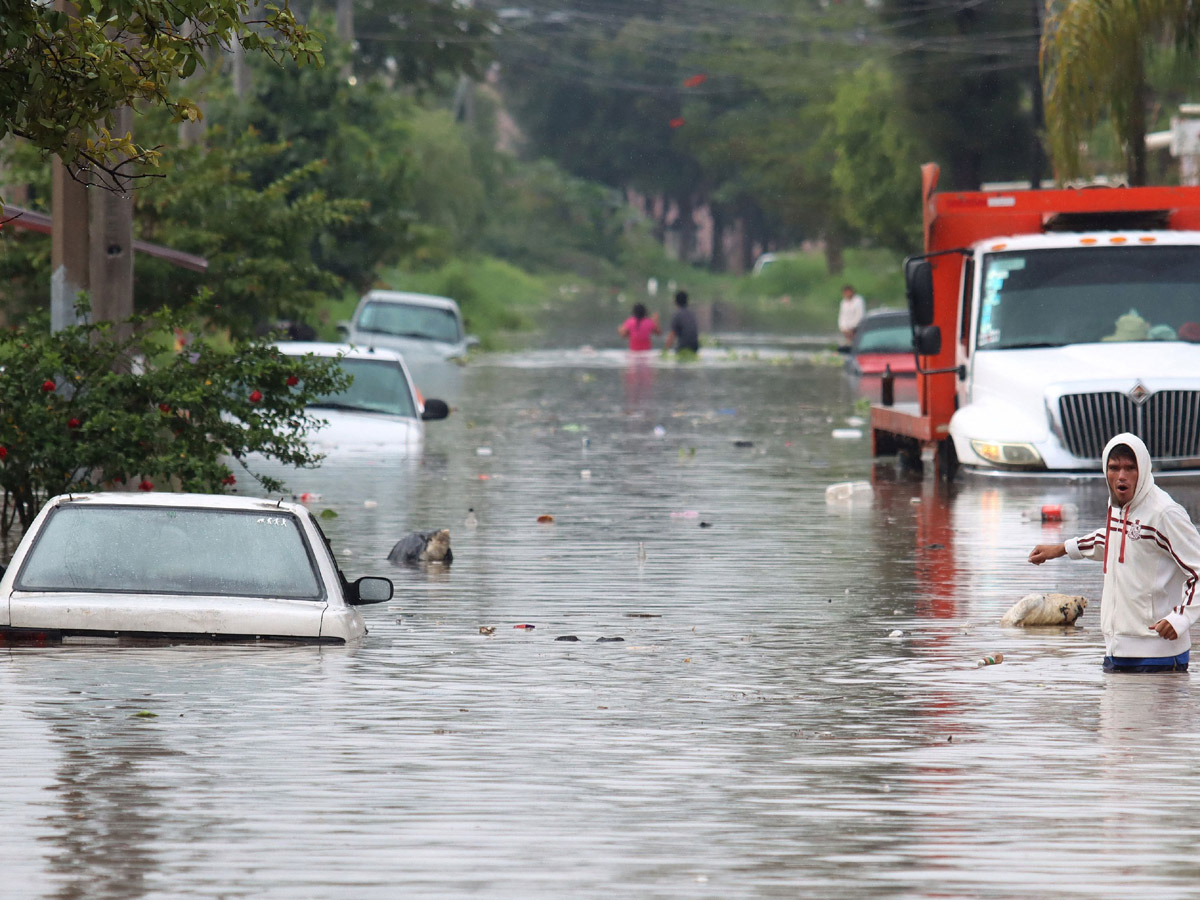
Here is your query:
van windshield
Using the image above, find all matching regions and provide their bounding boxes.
[355,301,462,344]
[977,246,1200,349]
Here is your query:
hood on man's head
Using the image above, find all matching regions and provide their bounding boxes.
[1102,432,1154,507]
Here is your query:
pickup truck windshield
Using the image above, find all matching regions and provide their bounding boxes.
[355,301,462,344]
[309,358,418,418]
[978,246,1200,350]
[16,506,324,599]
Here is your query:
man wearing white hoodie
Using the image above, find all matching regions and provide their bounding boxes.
[1029,433,1200,673]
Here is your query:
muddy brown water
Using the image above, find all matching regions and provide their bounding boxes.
[4,343,1200,899]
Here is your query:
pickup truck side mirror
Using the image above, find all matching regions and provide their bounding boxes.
[905,258,935,327]
[347,576,393,605]
[913,325,942,357]
[421,398,450,421]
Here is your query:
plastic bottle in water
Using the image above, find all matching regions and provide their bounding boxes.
[974,652,1004,668]
[1021,503,1077,523]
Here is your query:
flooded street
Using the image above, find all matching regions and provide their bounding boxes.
[5,339,1200,899]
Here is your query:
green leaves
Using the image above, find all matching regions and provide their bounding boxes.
[0,0,325,184]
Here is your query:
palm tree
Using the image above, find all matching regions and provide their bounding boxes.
[1042,0,1200,185]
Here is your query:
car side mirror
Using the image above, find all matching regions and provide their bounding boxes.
[421,398,450,421]
[348,576,393,605]
[335,321,351,339]
[914,325,942,357]
[905,258,935,327]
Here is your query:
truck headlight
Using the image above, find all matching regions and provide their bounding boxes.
[970,440,1045,468]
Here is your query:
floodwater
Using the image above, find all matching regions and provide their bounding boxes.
[4,337,1200,899]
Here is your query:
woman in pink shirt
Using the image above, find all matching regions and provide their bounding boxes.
[618,303,661,351]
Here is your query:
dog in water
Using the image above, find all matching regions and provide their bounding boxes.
[388,529,453,566]
[1001,593,1088,627]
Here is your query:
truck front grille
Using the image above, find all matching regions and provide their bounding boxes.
[1058,391,1200,460]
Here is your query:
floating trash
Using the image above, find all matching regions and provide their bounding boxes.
[831,428,863,440]
[537,514,555,524]
[580,469,592,479]
[637,542,647,563]
[363,500,378,509]
[888,629,903,638]
[465,508,478,528]
[845,415,866,427]
[670,510,700,519]
[514,624,535,630]
[596,636,625,643]
[582,437,590,449]
[975,653,1004,668]
[479,626,496,636]
[555,635,580,642]
[733,440,754,448]
[1021,503,1077,523]
[653,425,666,437]
[825,481,873,505]
[476,446,493,456]
[299,492,321,503]
[699,521,713,528]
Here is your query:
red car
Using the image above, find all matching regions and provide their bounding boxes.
[845,309,916,377]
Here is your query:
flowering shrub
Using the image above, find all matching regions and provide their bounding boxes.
[0,303,349,536]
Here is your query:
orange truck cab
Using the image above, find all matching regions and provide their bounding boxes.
[872,164,1200,478]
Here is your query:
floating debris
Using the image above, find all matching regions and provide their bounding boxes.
[596,636,625,643]
[513,624,535,630]
[975,653,1004,668]
[479,626,496,636]
[555,635,581,642]
[476,446,493,456]
[537,514,555,524]
[465,508,478,528]
[825,481,873,506]
[888,629,904,638]
[831,428,863,440]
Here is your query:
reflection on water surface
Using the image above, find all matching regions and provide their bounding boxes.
[4,341,1200,899]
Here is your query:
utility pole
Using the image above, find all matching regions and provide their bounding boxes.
[50,0,134,334]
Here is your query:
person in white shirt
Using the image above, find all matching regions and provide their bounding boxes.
[837,285,865,346]
[1029,433,1200,673]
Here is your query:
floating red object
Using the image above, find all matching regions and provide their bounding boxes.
[683,73,707,88]
[668,117,685,129]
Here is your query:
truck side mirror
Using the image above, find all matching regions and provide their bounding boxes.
[905,258,935,326]
[421,399,450,421]
[914,325,942,357]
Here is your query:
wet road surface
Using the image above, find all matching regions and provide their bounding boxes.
[4,343,1200,898]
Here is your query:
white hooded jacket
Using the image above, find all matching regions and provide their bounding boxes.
[1065,433,1200,658]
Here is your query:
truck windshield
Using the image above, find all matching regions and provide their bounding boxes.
[308,358,418,418]
[977,246,1200,349]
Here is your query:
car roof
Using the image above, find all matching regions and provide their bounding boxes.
[275,341,407,363]
[360,290,461,313]
[861,308,909,324]
[47,492,309,515]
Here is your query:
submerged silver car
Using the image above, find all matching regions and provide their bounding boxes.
[0,493,393,644]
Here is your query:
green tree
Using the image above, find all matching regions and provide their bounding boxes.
[1042,0,1200,185]
[0,0,321,195]
[0,302,349,535]
[827,62,924,254]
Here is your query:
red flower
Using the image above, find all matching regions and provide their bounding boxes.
[137,480,153,492]
[222,474,236,486]
[286,375,299,387]
[668,117,685,129]
[159,403,171,414]
[0,446,7,459]
[67,418,80,429]
[249,390,263,403]
[41,379,55,392]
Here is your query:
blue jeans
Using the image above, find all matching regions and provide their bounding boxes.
[1103,650,1190,673]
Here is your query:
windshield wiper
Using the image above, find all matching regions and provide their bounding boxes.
[308,401,376,412]
[999,341,1064,350]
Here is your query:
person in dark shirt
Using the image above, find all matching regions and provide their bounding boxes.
[665,290,700,354]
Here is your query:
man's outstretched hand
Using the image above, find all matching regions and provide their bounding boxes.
[1028,543,1066,565]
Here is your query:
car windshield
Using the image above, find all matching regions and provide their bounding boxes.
[309,358,418,417]
[978,246,1200,350]
[16,505,324,599]
[856,318,912,353]
[355,301,462,344]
